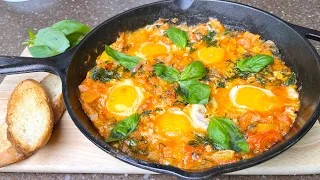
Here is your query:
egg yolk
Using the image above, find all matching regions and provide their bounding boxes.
[197,47,225,65]
[141,43,168,56]
[233,86,275,112]
[98,51,112,62]
[107,85,138,114]
[155,111,192,138]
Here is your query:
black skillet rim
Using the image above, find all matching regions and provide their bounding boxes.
[64,0,320,179]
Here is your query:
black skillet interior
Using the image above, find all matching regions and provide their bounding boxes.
[64,0,320,178]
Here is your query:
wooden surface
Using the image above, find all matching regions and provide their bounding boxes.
[0,49,320,175]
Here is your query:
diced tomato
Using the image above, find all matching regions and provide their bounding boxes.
[246,131,282,152]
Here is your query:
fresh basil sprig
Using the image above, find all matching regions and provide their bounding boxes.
[28,45,58,58]
[177,80,211,104]
[153,64,180,83]
[105,45,141,71]
[153,61,211,104]
[23,20,90,57]
[208,117,249,153]
[166,27,188,49]
[27,27,70,57]
[51,20,90,48]
[105,113,140,142]
[180,61,207,81]
[236,54,274,73]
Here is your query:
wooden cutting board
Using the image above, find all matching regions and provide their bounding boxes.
[0,48,320,175]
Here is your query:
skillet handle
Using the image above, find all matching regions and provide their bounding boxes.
[289,23,320,42]
[0,47,75,76]
[0,56,58,75]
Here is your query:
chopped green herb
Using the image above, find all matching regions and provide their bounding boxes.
[270,45,281,58]
[189,46,197,54]
[223,29,231,35]
[188,133,214,147]
[283,72,296,86]
[128,139,138,146]
[216,81,226,88]
[141,110,152,116]
[89,66,120,83]
[202,31,217,47]
[260,39,266,44]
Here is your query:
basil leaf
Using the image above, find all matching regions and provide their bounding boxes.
[22,29,36,46]
[180,61,207,81]
[208,117,249,153]
[51,20,90,47]
[177,80,211,104]
[28,45,58,58]
[68,33,85,48]
[33,27,70,54]
[105,45,141,71]
[166,27,188,49]
[105,113,140,142]
[51,20,90,36]
[236,54,274,73]
[208,117,230,150]
[27,29,36,40]
[153,64,180,83]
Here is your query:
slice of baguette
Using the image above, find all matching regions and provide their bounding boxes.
[40,74,65,125]
[6,79,54,156]
[0,123,24,168]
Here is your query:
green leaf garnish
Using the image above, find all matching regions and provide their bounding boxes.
[177,80,211,104]
[153,64,180,83]
[180,61,207,81]
[208,117,249,153]
[105,45,141,71]
[166,27,188,49]
[28,45,58,58]
[23,20,90,57]
[27,27,70,57]
[236,54,274,73]
[105,113,140,142]
[51,20,90,48]
[22,29,36,46]
[283,72,296,86]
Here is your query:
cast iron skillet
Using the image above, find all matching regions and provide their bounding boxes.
[1,0,320,179]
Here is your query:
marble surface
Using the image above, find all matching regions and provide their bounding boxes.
[0,0,319,179]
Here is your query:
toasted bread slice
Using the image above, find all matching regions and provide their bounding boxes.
[40,74,65,125]
[6,79,54,156]
[0,123,24,168]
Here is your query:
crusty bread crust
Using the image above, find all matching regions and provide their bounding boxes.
[0,123,25,168]
[6,79,54,156]
[40,74,66,125]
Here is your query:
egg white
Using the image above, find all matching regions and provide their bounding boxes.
[287,86,299,100]
[183,104,210,131]
[189,104,210,130]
